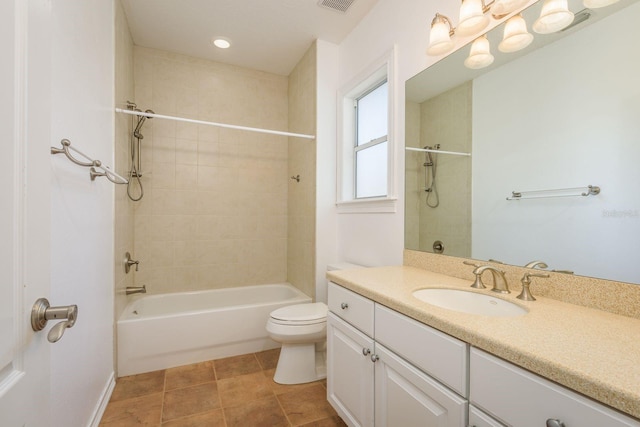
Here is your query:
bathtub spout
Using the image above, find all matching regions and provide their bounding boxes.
[126,285,146,295]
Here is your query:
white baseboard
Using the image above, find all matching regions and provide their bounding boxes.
[87,371,115,427]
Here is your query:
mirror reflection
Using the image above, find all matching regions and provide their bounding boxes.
[405,0,640,284]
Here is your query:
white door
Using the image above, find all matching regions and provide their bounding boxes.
[0,0,52,425]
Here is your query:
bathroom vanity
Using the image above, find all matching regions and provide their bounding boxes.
[326,266,640,427]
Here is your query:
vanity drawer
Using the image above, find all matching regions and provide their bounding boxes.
[374,304,468,397]
[328,282,374,337]
[470,348,640,427]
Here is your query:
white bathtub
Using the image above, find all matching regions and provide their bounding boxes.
[117,283,311,377]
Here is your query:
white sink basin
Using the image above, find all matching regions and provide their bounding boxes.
[412,288,528,317]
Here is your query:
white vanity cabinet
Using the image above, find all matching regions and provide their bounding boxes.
[470,348,640,427]
[327,282,468,427]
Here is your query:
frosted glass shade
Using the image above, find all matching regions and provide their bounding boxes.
[490,0,529,17]
[427,14,455,56]
[465,36,494,69]
[583,0,619,8]
[498,14,534,53]
[457,0,490,36]
[533,0,575,34]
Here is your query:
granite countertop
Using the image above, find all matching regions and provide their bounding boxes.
[327,265,640,420]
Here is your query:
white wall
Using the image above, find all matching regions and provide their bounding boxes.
[472,3,640,283]
[50,0,115,425]
[334,0,460,267]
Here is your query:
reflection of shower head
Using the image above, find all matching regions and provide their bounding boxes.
[133,109,155,139]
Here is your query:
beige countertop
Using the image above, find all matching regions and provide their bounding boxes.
[327,265,640,420]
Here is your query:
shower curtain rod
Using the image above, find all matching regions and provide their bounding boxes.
[115,108,316,140]
[405,147,471,157]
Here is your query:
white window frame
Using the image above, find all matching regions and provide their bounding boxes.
[336,47,397,213]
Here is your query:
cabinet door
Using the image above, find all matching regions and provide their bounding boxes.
[469,405,506,427]
[374,343,467,427]
[327,312,375,427]
[470,348,640,427]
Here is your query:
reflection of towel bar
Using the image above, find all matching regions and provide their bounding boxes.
[51,139,128,185]
[405,147,471,157]
[507,185,600,200]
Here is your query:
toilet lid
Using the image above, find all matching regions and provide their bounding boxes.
[270,302,328,322]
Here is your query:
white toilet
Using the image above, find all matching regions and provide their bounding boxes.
[266,302,328,384]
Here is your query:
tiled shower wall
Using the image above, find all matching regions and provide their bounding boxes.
[114,0,135,318]
[287,43,317,299]
[131,47,290,294]
[405,82,472,258]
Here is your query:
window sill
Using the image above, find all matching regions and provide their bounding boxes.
[336,197,397,214]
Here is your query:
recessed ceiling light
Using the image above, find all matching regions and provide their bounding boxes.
[212,38,231,49]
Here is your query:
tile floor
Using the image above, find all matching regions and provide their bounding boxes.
[99,348,347,427]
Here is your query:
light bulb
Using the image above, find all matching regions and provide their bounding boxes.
[499,14,534,53]
[533,0,574,34]
[464,36,494,69]
[457,0,490,36]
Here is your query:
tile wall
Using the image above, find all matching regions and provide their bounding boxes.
[287,42,317,298]
[131,47,290,294]
[114,0,135,318]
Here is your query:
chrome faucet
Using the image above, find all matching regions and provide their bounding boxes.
[473,265,510,294]
[524,260,548,269]
[126,285,146,295]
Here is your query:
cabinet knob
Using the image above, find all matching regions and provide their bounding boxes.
[371,354,379,363]
[341,302,349,309]
[362,348,371,356]
[546,419,566,427]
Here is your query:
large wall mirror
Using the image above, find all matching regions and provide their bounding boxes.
[405,0,639,284]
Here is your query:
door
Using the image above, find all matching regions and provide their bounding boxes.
[0,0,52,425]
[374,344,467,427]
[327,312,375,427]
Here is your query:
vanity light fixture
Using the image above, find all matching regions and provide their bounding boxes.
[457,0,491,36]
[533,0,575,34]
[427,13,456,56]
[464,35,495,69]
[490,0,530,16]
[498,13,534,52]
[583,0,619,8]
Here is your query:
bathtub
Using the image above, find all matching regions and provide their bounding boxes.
[117,283,311,376]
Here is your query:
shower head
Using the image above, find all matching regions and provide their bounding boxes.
[133,110,154,139]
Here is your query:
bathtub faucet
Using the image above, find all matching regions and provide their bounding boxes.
[126,285,146,295]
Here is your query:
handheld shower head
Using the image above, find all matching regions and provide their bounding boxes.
[133,110,154,139]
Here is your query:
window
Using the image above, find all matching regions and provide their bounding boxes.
[355,80,388,199]
[337,48,396,213]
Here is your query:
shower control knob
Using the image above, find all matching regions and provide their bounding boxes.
[341,302,349,310]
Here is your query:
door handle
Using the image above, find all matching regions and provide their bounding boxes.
[31,298,78,343]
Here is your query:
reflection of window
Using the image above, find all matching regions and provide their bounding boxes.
[355,81,388,199]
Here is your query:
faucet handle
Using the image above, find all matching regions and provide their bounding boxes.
[463,261,486,289]
[517,272,550,301]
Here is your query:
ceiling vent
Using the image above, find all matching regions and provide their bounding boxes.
[317,0,356,13]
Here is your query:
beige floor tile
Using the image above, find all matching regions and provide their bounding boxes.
[214,353,261,380]
[297,415,348,427]
[161,408,226,427]
[255,348,280,370]
[110,370,166,402]
[162,382,221,422]
[217,371,274,407]
[165,361,216,391]
[278,383,338,426]
[224,396,289,427]
[100,393,163,426]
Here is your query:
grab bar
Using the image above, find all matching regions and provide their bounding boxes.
[51,139,128,185]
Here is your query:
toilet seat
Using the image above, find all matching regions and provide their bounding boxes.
[269,302,327,325]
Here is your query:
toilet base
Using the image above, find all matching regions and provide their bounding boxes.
[273,343,326,385]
